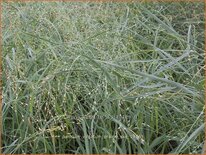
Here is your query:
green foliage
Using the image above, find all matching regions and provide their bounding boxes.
[2,1,205,154]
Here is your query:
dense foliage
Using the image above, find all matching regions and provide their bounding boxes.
[2,2,205,154]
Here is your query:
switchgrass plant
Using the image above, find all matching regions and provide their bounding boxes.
[2,1,205,154]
